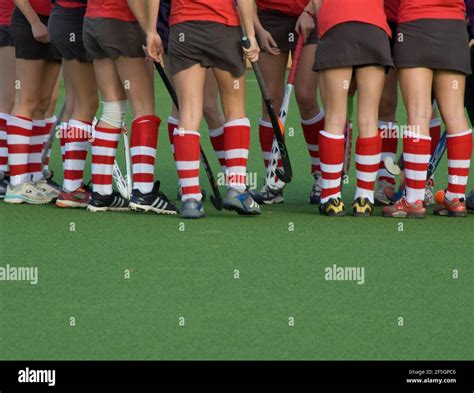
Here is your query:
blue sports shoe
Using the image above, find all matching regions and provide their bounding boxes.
[180,198,205,219]
[467,189,474,212]
[223,188,261,216]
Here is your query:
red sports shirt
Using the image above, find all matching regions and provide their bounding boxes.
[384,0,401,22]
[170,0,241,27]
[256,0,309,16]
[29,0,53,16]
[398,0,466,23]
[86,0,136,22]
[0,0,14,25]
[55,0,87,9]
[318,0,391,38]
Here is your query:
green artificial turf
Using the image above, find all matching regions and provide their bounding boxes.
[1,73,473,360]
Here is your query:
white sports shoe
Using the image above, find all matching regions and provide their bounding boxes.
[34,178,60,200]
[374,179,395,206]
[4,182,54,205]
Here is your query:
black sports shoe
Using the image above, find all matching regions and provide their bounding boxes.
[87,190,129,212]
[130,181,177,215]
[352,197,374,217]
[319,197,346,217]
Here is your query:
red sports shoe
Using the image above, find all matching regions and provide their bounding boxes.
[434,197,467,217]
[56,187,91,208]
[382,197,426,218]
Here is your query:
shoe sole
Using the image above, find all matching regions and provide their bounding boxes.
[223,203,261,216]
[180,212,205,219]
[87,205,130,212]
[4,196,52,205]
[434,210,467,217]
[260,197,284,205]
[130,202,178,215]
[353,211,372,217]
[382,211,426,218]
[56,200,88,209]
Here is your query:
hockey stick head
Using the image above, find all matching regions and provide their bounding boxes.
[210,195,223,211]
[384,156,402,176]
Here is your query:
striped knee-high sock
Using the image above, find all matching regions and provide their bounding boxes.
[445,129,472,201]
[224,118,250,192]
[319,130,345,204]
[354,134,382,203]
[403,132,431,203]
[377,121,398,184]
[0,113,9,174]
[209,126,226,171]
[130,115,160,194]
[301,110,325,175]
[60,121,68,164]
[167,116,179,160]
[91,125,121,195]
[429,118,442,156]
[42,116,57,173]
[63,120,91,192]
[7,116,33,186]
[174,129,201,201]
[29,119,49,182]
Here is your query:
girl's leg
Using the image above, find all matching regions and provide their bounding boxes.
[433,70,472,205]
[353,66,385,207]
[318,67,352,211]
[294,44,325,185]
[172,64,207,202]
[90,58,127,196]
[0,45,15,177]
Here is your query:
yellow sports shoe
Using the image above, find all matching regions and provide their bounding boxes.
[319,197,346,217]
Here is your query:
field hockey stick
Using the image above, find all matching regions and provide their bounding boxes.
[390,131,447,202]
[151,58,223,210]
[41,102,66,179]
[241,36,293,183]
[340,95,354,190]
[265,34,304,190]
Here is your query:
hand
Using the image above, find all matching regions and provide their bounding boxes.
[295,11,315,43]
[256,28,280,55]
[146,31,164,62]
[31,21,49,43]
[243,35,260,63]
[470,39,474,48]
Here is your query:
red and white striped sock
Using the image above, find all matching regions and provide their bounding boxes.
[167,116,179,160]
[91,125,121,195]
[130,115,160,194]
[29,119,49,182]
[7,116,33,186]
[42,116,57,173]
[209,126,226,171]
[445,129,472,201]
[0,113,9,174]
[63,120,91,192]
[60,121,68,163]
[403,132,431,203]
[224,118,250,192]
[174,128,201,201]
[259,118,273,169]
[355,134,382,203]
[429,118,441,156]
[301,109,325,175]
[319,130,345,204]
[377,121,398,184]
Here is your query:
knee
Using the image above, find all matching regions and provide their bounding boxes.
[100,99,128,128]
[379,95,397,120]
[295,87,317,114]
[202,100,221,124]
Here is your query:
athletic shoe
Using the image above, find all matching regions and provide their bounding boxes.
[56,187,91,209]
[180,198,205,219]
[467,190,474,211]
[0,177,8,199]
[130,181,177,215]
[4,182,53,205]
[319,197,346,217]
[352,197,374,217]
[382,197,426,218]
[251,184,284,205]
[309,174,322,205]
[223,188,261,215]
[434,197,467,217]
[374,179,395,206]
[424,178,435,206]
[87,190,129,212]
[34,178,61,201]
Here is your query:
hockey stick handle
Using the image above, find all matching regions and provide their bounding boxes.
[287,34,304,86]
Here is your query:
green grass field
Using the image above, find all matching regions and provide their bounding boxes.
[1,73,473,360]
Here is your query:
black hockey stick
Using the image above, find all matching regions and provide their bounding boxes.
[152,60,223,210]
[241,36,293,183]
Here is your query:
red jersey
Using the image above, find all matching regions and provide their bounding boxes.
[29,0,53,16]
[0,0,14,25]
[384,0,401,22]
[55,0,87,9]
[318,0,391,38]
[170,0,241,27]
[398,0,466,23]
[85,0,136,22]
[256,0,308,16]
